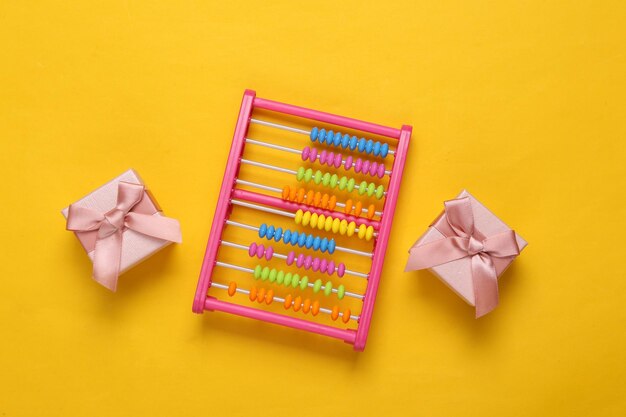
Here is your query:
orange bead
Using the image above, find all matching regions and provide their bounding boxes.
[265,289,274,305]
[256,288,266,304]
[249,286,258,302]
[344,199,353,214]
[321,193,330,209]
[289,186,297,202]
[342,309,351,323]
[313,192,322,207]
[311,300,320,316]
[328,195,337,211]
[306,190,315,206]
[354,201,363,216]
[282,186,290,201]
[331,306,340,321]
[367,204,376,219]
[284,294,293,310]
[227,281,237,297]
[293,296,302,312]
[297,187,306,203]
[302,299,311,314]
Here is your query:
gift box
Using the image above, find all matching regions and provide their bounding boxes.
[405,190,527,317]
[62,169,182,291]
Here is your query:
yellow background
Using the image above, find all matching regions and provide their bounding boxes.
[1,1,625,416]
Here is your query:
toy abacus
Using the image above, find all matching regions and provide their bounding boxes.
[193,90,411,351]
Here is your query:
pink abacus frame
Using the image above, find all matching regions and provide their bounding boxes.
[193,90,412,351]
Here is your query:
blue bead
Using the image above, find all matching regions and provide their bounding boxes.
[320,238,328,253]
[373,141,381,156]
[328,239,336,254]
[318,129,326,144]
[259,223,267,238]
[297,233,307,247]
[358,138,366,152]
[305,234,314,248]
[266,225,275,239]
[341,134,350,148]
[274,227,283,242]
[365,140,374,154]
[326,130,334,144]
[283,229,291,243]
[290,230,299,245]
[333,132,342,146]
[381,143,389,158]
[310,127,318,142]
[349,136,358,150]
[313,237,321,250]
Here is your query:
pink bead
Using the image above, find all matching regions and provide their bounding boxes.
[354,158,363,173]
[265,246,273,261]
[377,163,385,178]
[337,263,345,277]
[320,259,328,273]
[362,160,370,175]
[286,251,295,265]
[304,255,313,269]
[369,161,378,176]
[312,257,321,271]
[334,153,342,168]
[319,150,327,164]
[296,254,305,268]
[344,155,353,170]
[327,260,335,276]
[301,146,310,161]
[309,147,318,162]
[248,242,257,258]
[256,244,265,258]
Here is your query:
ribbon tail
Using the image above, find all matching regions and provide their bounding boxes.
[405,236,470,271]
[125,212,182,243]
[471,254,499,318]
[92,231,123,291]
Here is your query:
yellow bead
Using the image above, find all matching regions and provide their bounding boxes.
[339,219,348,235]
[358,223,367,239]
[365,225,374,241]
[332,218,341,233]
[324,215,333,231]
[347,221,356,236]
[317,214,325,230]
[302,210,311,226]
[294,209,303,225]
[310,212,318,228]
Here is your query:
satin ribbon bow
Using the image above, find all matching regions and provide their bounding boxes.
[66,182,182,291]
[405,197,519,317]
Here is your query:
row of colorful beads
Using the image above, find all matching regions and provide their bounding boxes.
[281,186,377,220]
[310,127,390,159]
[248,242,346,277]
[252,265,346,299]
[258,224,336,254]
[294,210,375,241]
[296,167,385,199]
[301,147,387,178]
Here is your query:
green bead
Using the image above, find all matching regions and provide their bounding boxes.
[268,268,277,283]
[313,279,322,293]
[291,274,300,288]
[313,170,323,184]
[284,273,292,286]
[276,270,285,284]
[338,176,348,190]
[329,174,338,188]
[296,166,305,181]
[324,280,333,296]
[322,172,331,186]
[347,178,355,192]
[376,185,385,199]
[261,267,270,281]
[253,265,262,279]
[337,284,345,300]
[299,276,309,290]
[358,181,368,195]
[367,182,375,196]
[304,168,313,183]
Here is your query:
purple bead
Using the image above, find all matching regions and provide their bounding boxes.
[369,161,378,176]
[256,244,265,258]
[296,253,305,267]
[334,153,342,168]
[327,260,335,276]
[286,251,295,265]
[337,263,346,277]
[304,255,313,269]
[354,158,363,173]
[248,242,257,258]
[320,259,328,273]
[377,163,385,178]
[265,246,273,261]
[301,146,310,161]
[344,155,353,170]
[312,257,321,271]
[310,147,318,162]
[319,150,327,164]
[362,160,371,175]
